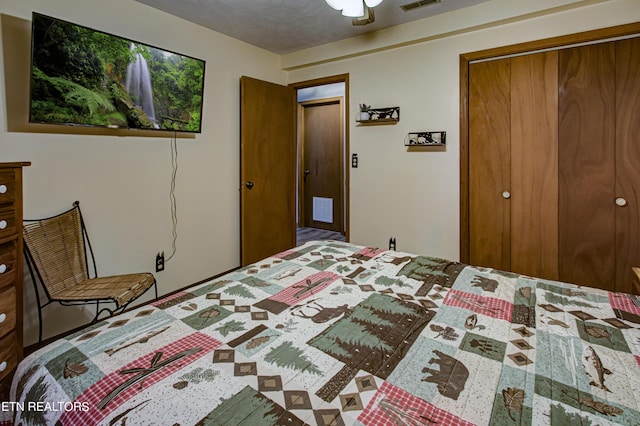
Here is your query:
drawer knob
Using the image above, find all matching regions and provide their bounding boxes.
[0,362,6,372]
[0,264,5,274]
[0,313,5,323]
[0,220,6,230]
[502,191,511,199]
[0,184,6,194]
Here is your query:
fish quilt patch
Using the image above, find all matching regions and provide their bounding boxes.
[8,241,640,425]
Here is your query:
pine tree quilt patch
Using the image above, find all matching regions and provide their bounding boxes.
[8,241,640,425]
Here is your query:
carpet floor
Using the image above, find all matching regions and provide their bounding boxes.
[296,227,345,246]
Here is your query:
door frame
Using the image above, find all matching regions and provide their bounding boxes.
[290,74,350,242]
[297,96,345,233]
[459,23,640,263]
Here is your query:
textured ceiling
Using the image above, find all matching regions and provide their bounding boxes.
[133,0,490,54]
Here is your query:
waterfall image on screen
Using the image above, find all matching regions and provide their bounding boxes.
[126,44,158,128]
[29,13,206,133]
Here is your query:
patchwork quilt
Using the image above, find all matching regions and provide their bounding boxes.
[7,241,640,425]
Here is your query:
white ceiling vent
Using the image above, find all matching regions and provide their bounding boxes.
[400,0,442,12]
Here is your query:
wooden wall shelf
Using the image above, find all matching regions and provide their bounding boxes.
[405,131,446,146]
[356,106,399,125]
[356,118,399,125]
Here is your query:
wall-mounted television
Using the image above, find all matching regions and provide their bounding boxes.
[29,12,206,133]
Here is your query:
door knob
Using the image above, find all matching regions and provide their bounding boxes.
[615,197,627,207]
[245,181,254,190]
[502,191,511,199]
[304,169,310,176]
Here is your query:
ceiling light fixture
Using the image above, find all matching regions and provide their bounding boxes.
[326,0,384,18]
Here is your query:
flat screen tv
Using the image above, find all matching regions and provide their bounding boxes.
[29,12,206,133]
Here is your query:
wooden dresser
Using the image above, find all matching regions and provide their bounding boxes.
[0,162,29,382]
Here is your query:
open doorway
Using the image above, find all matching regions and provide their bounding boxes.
[293,78,349,246]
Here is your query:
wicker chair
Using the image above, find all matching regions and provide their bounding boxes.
[23,201,157,342]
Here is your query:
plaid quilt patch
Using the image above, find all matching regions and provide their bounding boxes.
[59,332,220,425]
[359,381,474,426]
[444,289,513,321]
[8,241,640,425]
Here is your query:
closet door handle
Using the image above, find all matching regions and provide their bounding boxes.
[615,197,627,207]
[502,191,511,199]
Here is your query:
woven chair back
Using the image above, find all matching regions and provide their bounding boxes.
[23,206,90,298]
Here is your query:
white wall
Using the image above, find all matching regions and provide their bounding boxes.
[2,0,639,345]
[286,0,640,259]
[0,0,286,344]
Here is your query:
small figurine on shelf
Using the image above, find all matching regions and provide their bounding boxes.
[358,103,370,121]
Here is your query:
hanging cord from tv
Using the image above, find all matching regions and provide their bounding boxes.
[166,132,179,262]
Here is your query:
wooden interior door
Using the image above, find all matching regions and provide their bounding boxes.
[299,98,343,233]
[240,76,296,266]
[468,58,511,271]
[469,53,559,280]
[558,43,616,289]
[510,51,559,280]
[462,24,640,292]
[615,37,640,294]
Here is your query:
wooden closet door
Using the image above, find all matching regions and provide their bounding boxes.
[615,38,640,294]
[510,51,559,280]
[469,59,511,271]
[558,43,616,289]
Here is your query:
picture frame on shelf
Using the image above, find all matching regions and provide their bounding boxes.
[405,131,446,146]
[356,106,399,124]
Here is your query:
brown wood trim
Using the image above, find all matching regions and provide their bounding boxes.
[290,74,351,242]
[633,267,640,295]
[296,102,305,226]
[459,56,470,263]
[15,166,25,362]
[0,162,31,168]
[290,74,350,90]
[459,22,640,263]
[460,22,640,63]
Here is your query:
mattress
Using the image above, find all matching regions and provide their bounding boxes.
[7,241,640,425]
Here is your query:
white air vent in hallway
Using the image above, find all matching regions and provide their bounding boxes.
[401,0,442,12]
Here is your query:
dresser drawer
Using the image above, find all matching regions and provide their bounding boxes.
[0,332,17,381]
[0,286,16,338]
[0,170,16,205]
[0,205,16,241]
[0,240,17,290]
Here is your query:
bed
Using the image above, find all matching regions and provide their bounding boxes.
[7,240,640,425]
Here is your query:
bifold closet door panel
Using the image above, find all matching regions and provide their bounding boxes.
[468,58,511,271]
[615,38,640,294]
[510,51,559,280]
[558,43,616,290]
